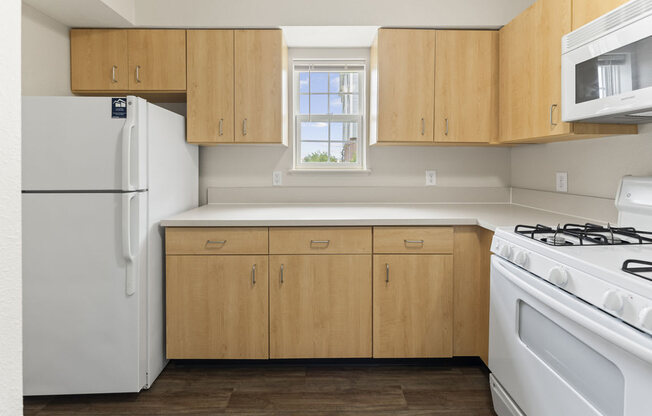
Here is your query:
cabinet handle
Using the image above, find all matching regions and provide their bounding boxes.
[385,263,390,283]
[206,239,226,247]
[243,118,247,136]
[136,65,141,83]
[445,118,449,136]
[550,104,558,127]
[112,65,118,83]
[218,118,224,136]
[280,264,284,284]
[310,240,330,247]
[404,239,425,245]
[421,118,425,135]
[252,264,256,285]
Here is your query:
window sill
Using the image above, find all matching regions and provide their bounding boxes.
[288,168,372,175]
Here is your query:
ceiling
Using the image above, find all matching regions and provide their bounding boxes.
[24,0,537,47]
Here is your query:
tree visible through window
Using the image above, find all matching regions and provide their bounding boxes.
[293,61,365,169]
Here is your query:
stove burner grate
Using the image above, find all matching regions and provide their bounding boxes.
[515,223,652,246]
[622,260,652,282]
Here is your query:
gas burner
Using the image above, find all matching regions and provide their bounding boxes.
[515,223,652,246]
[623,260,652,282]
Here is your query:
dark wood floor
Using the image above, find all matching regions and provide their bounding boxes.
[24,359,497,415]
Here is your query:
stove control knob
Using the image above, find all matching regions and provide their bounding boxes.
[548,267,569,287]
[500,245,513,260]
[603,291,624,315]
[514,251,530,268]
[639,307,652,332]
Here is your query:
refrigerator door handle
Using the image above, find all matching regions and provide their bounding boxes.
[122,193,137,296]
[121,121,135,191]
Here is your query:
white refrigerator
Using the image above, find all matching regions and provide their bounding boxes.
[22,96,198,395]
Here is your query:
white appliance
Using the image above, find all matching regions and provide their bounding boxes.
[489,176,652,416]
[22,96,198,395]
[562,0,652,123]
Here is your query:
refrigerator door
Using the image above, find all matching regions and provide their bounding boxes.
[22,191,148,395]
[22,96,147,191]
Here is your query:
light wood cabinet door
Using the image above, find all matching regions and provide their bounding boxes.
[269,255,372,358]
[127,30,186,91]
[531,0,573,138]
[453,226,493,365]
[374,29,436,143]
[373,255,453,358]
[434,31,498,143]
[572,0,629,29]
[187,30,234,143]
[166,255,268,359]
[70,29,128,91]
[234,30,287,143]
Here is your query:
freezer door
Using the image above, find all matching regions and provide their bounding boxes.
[22,96,147,191]
[22,192,148,395]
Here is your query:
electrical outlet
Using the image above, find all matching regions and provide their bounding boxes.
[556,172,568,193]
[425,170,437,186]
[272,171,282,186]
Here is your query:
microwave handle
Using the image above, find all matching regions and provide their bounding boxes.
[493,256,652,365]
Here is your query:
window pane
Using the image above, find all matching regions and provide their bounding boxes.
[330,122,360,141]
[300,122,328,141]
[299,72,310,93]
[329,94,359,115]
[310,94,328,114]
[300,142,336,163]
[310,72,328,93]
[330,140,358,163]
[299,94,309,114]
[330,72,359,93]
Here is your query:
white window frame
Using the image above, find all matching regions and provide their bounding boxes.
[292,59,366,171]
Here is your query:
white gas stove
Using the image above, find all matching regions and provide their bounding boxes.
[489,176,652,416]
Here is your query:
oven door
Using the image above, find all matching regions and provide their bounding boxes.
[562,12,652,123]
[489,255,652,416]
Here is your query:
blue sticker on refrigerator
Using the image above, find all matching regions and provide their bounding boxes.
[112,98,127,118]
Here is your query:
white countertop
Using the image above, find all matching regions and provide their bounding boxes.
[160,203,595,231]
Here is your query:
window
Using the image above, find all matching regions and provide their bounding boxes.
[293,60,366,170]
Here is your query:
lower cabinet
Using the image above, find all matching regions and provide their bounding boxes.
[373,254,454,358]
[166,255,269,359]
[269,255,372,358]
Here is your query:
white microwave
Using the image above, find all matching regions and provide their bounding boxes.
[562,0,652,123]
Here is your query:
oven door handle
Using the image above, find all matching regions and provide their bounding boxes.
[493,256,652,365]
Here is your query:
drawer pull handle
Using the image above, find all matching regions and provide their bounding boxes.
[218,118,224,136]
[280,264,284,284]
[136,65,141,83]
[404,239,424,245]
[385,263,390,283]
[206,240,227,247]
[112,65,118,83]
[310,240,330,247]
[252,264,256,285]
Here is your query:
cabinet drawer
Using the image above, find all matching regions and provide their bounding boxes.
[269,227,372,254]
[166,228,268,255]
[373,227,453,254]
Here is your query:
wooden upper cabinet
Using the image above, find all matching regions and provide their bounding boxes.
[166,255,269,359]
[127,30,186,91]
[572,0,629,29]
[373,254,453,358]
[371,29,436,143]
[434,31,498,143]
[269,255,372,359]
[70,29,128,91]
[187,30,235,144]
[234,30,287,144]
[498,0,636,143]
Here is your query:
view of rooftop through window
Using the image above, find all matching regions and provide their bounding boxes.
[294,61,365,169]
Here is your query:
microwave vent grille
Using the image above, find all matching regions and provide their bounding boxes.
[563,0,652,53]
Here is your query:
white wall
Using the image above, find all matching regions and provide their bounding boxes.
[0,0,23,413]
[511,124,652,199]
[22,3,71,96]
